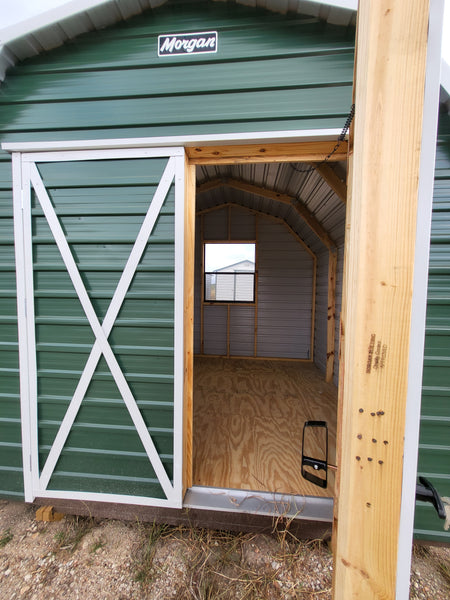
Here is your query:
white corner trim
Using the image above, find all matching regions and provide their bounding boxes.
[396,1,445,599]
[441,58,450,96]
[1,129,344,154]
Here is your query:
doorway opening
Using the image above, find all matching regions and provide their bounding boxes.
[190,156,347,501]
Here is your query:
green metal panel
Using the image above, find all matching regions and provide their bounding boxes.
[0,1,354,140]
[0,0,355,501]
[0,159,21,498]
[414,113,450,543]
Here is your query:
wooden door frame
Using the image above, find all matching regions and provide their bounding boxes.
[183,139,345,491]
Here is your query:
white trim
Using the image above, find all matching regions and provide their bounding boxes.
[12,153,33,502]
[2,129,344,153]
[21,159,40,498]
[29,160,175,502]
[172,154,186,503]
[34,488,181,508]
[441,58,450,96]
[22,146,185,164]
[396,1,445,599]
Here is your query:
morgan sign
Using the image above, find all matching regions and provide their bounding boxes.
[158,31,218,56]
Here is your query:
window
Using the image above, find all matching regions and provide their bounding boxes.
[204,243,256,302]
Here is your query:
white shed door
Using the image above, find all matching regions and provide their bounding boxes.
[13,147,185,508]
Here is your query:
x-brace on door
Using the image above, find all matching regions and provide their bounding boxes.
[13,147,185,508]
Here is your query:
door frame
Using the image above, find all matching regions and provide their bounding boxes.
[183,136,346,491]
[11,146,186,508]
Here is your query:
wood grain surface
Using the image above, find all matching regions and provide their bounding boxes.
[193,357,337,498]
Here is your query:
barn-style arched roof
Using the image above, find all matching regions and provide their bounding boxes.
[0,0,357,81]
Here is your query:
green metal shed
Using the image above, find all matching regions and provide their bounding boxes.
[0,0,448,595]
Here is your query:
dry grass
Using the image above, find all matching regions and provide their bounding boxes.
[52,516,97,552]
[0,528,13,548]
[131,517,333,599]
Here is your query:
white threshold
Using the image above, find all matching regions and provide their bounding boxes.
[184,486,333,522]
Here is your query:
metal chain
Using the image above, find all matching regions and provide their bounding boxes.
[290,103,355,175]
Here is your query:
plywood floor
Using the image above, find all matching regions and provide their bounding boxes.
[193,357,338,498]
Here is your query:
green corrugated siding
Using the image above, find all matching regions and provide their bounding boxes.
[0,173,20,498]
[414,113,450,543]
[0,0,355,501]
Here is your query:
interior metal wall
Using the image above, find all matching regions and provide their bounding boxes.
[194,205,315,359]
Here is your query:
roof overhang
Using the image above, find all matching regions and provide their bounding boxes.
[0,0,449,101]
[0,0,357,82]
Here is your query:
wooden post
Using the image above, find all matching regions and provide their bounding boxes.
[183,156,196,493]
[310,163,347,203]
[326,249,337,383]
[200,214,205,354]
[334,1,430,598]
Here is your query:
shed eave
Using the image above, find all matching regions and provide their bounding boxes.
[0,0,357,83]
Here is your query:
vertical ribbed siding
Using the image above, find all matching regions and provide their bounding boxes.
[0,0,355,500]
[256,218,313,359]
[194,215,203,354]
[313,249,329,372]
[414,119,450,543]
[0,159,21,498]
[312,245,343,384]
[333,246,344,385]
[197,206,315,359]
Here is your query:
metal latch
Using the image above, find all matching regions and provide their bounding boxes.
[301,420,328,489]
[415,476,446,519]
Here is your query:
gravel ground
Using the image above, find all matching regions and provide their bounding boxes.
[0,500,449,599]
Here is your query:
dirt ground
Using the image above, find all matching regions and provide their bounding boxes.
[0,500,449,599]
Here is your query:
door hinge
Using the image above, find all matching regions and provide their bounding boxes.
[29,454,32,472]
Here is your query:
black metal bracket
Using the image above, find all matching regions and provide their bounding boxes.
[415,476,446,520]
[301,420,328,489]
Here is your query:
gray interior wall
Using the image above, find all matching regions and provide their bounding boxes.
[194,205,316,359]
[256,218,313,358]
[194,215,203,353]
[313,249,329,373]
[333,245,344,384]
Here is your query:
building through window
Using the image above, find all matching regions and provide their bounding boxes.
[204,243,256,302]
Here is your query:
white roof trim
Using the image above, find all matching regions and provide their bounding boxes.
[0,0,356,45]
[0,0,112,45]
[1,128,344,154]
